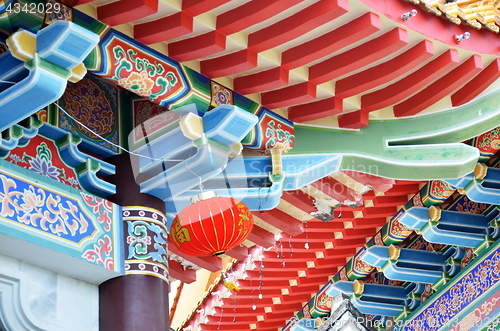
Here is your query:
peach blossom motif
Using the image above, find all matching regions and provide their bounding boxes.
[119,71,155,98]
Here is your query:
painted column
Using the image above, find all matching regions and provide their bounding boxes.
[100,154,170,331]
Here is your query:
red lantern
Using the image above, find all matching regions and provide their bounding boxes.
[170,192,253,256]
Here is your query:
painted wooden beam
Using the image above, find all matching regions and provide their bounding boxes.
[248,269,300,280]
[394,54,483,117]
[361,206,397,218]
[333,238,366,248]
[233,67,289,95]
[256,261,307,272]
[305,221,344,232]
[361,49,459,112]
[97,0,159,26]
[134,12,193,45]
[314,257,348,268]
[451,58,500,107]
[280,191,316,214]
[253,210,304,236]
[216,0,303,36]
[335,40,434,98]
[281,12,380,70]
[220,300,274,312]
[261,82,316,109]
[372,196,408,207]
[257,320,291,330]
[238,279,289,290]
[337,109,369,129]
[169,259,197,283]
[352,217,387,229]
[248,0,349,53]
[309,28,408,85]
[200,49,258,78]
[168,31,226,62]
[342,227,377,239]
[323,248,357,259]
[384,184,421,196]
[247,225,276,248]
[182,0,231,17]
[288,96,343,123]
[291,231,336,243]
[225,245,248,261]
[297,275,332,286]
[263,250,318,262]
[168,241,223,272]
[72,0,93,4]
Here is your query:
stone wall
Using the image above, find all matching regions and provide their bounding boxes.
[0,254,98,331]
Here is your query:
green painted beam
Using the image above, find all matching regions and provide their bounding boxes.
[292,89,500,180]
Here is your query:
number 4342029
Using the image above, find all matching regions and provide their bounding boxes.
[6,2,61,14]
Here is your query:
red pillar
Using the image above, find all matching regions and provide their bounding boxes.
[100,154,170,331]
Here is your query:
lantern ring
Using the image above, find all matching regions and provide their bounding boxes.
[191,191,217,203]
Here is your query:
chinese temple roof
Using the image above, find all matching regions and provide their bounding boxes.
[410,0,500,33]
[3,0,500,330]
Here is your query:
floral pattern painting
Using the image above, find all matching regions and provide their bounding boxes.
[123,207,169,283]
[0,164,119,272]
[60,75,119,153]
[211,81,232,108]
[405,245,500,331]
[448,194,490,215]
[3,135,83,191]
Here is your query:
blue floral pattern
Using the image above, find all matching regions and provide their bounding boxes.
[404,248,500,331]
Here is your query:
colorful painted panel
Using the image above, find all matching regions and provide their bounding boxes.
[3,134,83,190]
[383,209,414,243]
[60,75,119,154]
[446,194,492,215]
[243,107,295,154]
[403,239,500,331]
[424,180,456,206]
[123,206,169,283]
[210,81,232,108]
[43,0,72,26]
[92,30,190,109]
[467,127,500,162]
[0,159,122,272]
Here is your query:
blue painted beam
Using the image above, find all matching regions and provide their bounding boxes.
[361,246,451,284]
[324,280,412,317]
[399,207,493,247]
[0,21,99,132]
